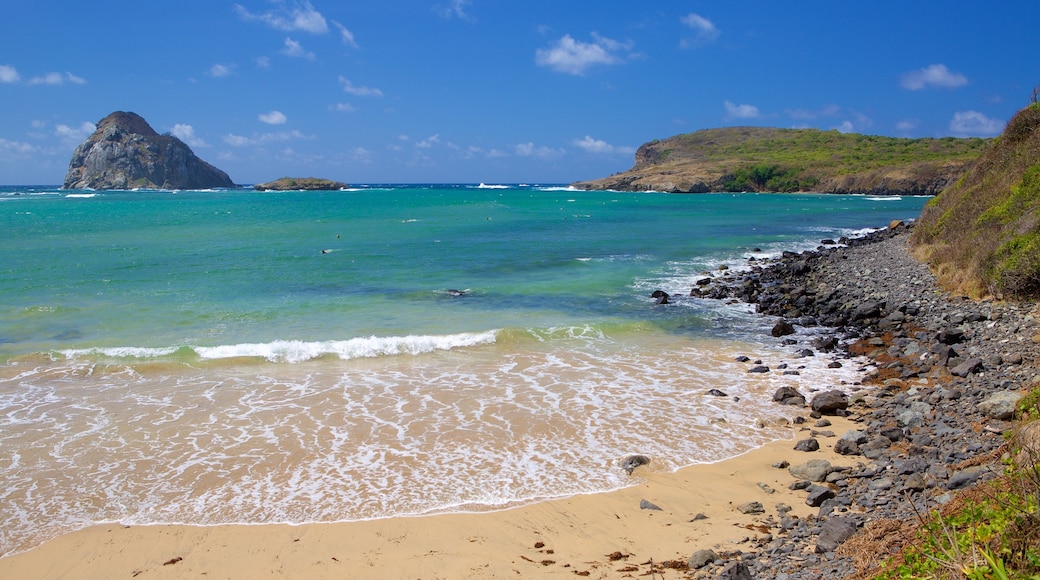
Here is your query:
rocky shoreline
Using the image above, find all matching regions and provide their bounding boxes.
[684,223,1038,579]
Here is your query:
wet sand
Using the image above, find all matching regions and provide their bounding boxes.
[0,417,859,579]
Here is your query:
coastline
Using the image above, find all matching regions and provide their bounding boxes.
[0,417,863,579]
[2,223,1035,579]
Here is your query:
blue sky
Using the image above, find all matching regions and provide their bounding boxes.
[1,1,1036,185]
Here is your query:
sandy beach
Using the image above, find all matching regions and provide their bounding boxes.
[0,416,860,579]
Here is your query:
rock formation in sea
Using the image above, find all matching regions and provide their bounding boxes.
[62,111,235,190]
[253,177,349,191]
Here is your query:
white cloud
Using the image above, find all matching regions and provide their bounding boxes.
[233,1,328,34]
[0,65,20,83]
[333,21,358,48]
[0,137,37,155]
[535,33,633,75]
[724,101,760,119]
[28,71,85,86]
[900,64,968,91]
[223,130,311,146]
[416,134,440,149]
[680,13,720,47]
[339,77,383,97]
[255,56,271,69]
[209,64,234,78]
[573,135,633,155]
[282,37,315,60]
[55,121,96,143]
[329,102,356,112]
[515,142,565,159]
[171,124,208,147]
[435,0,474,22]
[949,110,1003,137]
[259,110,288,125]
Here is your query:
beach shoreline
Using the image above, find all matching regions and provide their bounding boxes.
[2,223,1035,579]
[0,416,863,579]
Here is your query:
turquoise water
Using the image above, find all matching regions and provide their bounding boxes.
[0,185,928,556]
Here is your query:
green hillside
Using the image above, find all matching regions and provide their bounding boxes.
[573,127,990,195]
[913,101,1040,299]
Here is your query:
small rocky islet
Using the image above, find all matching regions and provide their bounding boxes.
[252,177,349,191]
[666,224,1037,579]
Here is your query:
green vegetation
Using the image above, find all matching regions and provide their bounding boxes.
[913,100,1040,299]
[574,126,989,194]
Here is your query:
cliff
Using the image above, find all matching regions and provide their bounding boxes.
[254,177,349,191]
[572,127,989,195]
[62,111,235,190]
[913,101,1040,299]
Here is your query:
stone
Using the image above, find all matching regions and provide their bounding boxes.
[737,501,765,514]
[834,430,868,455]
[772,319,796,337]
[717,561,753,580]
[748,365,770,373]
[810,390,849,415]
[63,111,235,190]
[947,466,987,490]
[794,438,820,452]
[773,386,806,406]
[707,388,729,397]
[789,459,832,482]
[688,549,717,569]
[620,455,650,475]
[815,516,861,553]
[950,358,984,377]
[639,499,663,511]
[805,485,836,507]
[978,391,1024,420]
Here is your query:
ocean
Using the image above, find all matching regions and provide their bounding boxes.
[0,184,929,557]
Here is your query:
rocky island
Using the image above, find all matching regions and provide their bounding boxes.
[253,177,349,191]
[62,111,234,190]
[572,127,990,195]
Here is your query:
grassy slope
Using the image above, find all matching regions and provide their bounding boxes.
[573,127,989,194]
[912,103,1040,299]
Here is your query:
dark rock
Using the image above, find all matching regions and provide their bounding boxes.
[772,319,796,337]
[805,485,836,507]
[773,386,806,406]
[620,455,650,475]
[651,290,671,304]
[810,391,849,415]
[254,177,348,191]
[851,301,884,321]
[936,327,966,345]
[947,466,987,490]
[794,438,820,452]
[707,388,729,397]
[815,517,861,553]
[950,358,984,377]
[717,561,753,580]
[639,499,663,511]
[834,431,868,455]
[63,111,234,190]
[748,365,770,374]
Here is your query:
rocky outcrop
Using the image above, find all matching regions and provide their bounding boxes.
[63,111,234,190]
[253,177,349,191]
